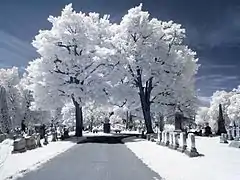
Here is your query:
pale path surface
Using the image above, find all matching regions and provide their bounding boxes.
[16,142,162,180]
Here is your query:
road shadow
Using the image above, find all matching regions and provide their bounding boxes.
[76,134,142,144]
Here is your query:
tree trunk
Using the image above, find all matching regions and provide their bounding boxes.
[90,116,94,132]
[137,70,154,134]
[126,111,129,130]
[143,103,153,134]
[72,97,83,137]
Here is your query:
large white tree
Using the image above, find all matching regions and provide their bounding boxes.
[0,67,22,128]
[195,107,209,126]
[25,4,116,137]
[208,90,232,131]
[226,87,240,126]
[107,4,198,133]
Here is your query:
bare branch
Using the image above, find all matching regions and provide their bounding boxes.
[83,63,105,80]
[142,32,153,40]
[167,31,177,55]
[128,64,135,78]
[110,98,127,108]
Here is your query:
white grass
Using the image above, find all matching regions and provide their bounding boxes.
[0,138,76,180]
[123,136,240,180]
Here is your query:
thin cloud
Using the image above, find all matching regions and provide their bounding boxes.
[0,30,37,67]
[202,64,236,69]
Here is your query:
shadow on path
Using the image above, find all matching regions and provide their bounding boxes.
[77,134,141,144]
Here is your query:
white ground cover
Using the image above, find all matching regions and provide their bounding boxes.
[0,137,77,180]
[123,136,240,180]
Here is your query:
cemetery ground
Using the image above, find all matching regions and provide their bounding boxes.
[1,133,240,180]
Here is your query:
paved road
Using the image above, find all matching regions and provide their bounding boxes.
[17,136,162,180]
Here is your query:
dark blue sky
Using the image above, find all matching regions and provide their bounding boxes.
[0,0,240,104]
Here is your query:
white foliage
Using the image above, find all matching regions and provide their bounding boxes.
[195,107,209,126]
[0,67,22,128]
[23,4,199,131]
[208,90,232,131]
[108,4,198,122]
[25,4,115,111]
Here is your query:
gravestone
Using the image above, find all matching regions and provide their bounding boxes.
[43,135,48,145]
[232,127,237,140]
[12,138,26,153]
[227,129,233,140]
[160,131,165,145]
[0,133,6,143]
[52,131,57,141]
[157,132,162,144]
[236,127,240,140]
[169,133,174,149]
[175,112,182,131]
[174,132,179,149]
[25,136,36,150]
[204,124,212,136]
[165,132,170,146]
[150,134,155,142]
[185,133,199,157]
[220,133,228,143]
[103,117,111,133]
[146,134,151,141]
[233,127,239,141]
[178,132,187,152]
[216,104,227,135]
[229,140,240,148]
[36,133,42,147]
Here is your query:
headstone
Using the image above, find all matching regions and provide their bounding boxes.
[185,133,199,157]
[220,133,228,143]
[160,131,165,145]
[0,133,6,143]
[227,129,233,140]
[146,134,151,141]
[175,112,182,131]
[157,132,162,144]
[235,127,240,141]
[103,118,111,134]
[165,131,170,146]
[25,136,36,150]
[204,125,212,136]
[150,134,155,142]
[174,132,179,149]
[52,132,57,141]
[178,132,187,152]
[141,130,145,138]
[232,127,237,140]
[12,138,26,153]
[229,140,240,148]
[43,135,48,145]
[169,132,174,148]
[36,133,42,147]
